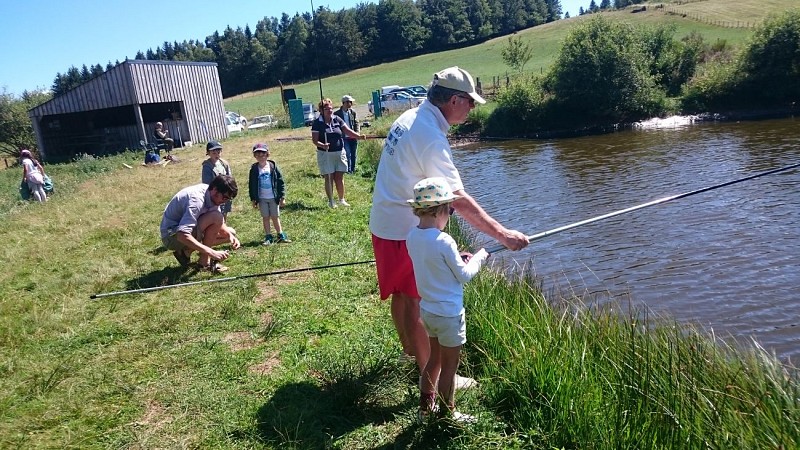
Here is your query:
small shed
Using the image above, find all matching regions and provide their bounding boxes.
[28,60,228,162]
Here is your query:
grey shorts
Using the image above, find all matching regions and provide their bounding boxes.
[316,149,348,175]
[161,227,201,251]
[420,309,466,348]
[258,198,280,218]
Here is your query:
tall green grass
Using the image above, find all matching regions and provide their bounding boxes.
[466,270,800,448]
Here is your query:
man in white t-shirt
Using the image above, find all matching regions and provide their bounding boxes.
[369,66,529,380]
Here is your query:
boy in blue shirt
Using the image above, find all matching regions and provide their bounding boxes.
[248,143,290,245]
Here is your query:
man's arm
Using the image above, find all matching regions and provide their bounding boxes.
[451,190,528,251]
[175,231,230,262]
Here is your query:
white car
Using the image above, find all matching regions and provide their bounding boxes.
[225,111,247,129]
[248,115,279,130]
[225,115,244,133]
[368,91,424,114]
[390,85,428,97]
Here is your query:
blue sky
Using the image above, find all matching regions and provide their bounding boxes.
[0,0,585,96]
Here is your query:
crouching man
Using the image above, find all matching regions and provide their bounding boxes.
[160,174,241,273]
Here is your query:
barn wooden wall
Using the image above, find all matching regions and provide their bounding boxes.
[28,60,227,161]
[128,61,227,143]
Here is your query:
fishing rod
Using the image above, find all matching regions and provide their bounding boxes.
[273,135,386,142]
[90,260,375,299]
[485,162,800,254]
[92,163,798,298]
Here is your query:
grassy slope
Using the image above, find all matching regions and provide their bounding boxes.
[2,1,799,447]
[0,129,402,448]
[224,0,799,120]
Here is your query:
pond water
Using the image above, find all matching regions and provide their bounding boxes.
[454,117,800,360]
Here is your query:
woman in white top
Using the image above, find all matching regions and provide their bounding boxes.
[20,149,47,202]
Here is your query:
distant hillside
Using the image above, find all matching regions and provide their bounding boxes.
[224,0,798,120]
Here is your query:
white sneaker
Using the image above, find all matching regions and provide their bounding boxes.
[328,200,337,208]
[450,411,477,424]
[416,404,440,424]
[338,199,350,207]
[455,375,478,390]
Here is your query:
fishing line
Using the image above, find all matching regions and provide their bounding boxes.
[91,163,798,298]
[485,162,800,254]
[90,260,374,299]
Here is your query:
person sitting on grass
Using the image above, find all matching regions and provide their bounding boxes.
[248,142,291,245]
[160,174,241,273]
[405,177,489,424]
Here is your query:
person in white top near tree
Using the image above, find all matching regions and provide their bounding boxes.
[20,149,47,202]
[405,177,489,424]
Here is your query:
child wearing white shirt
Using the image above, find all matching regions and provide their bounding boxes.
[405,177,489,424]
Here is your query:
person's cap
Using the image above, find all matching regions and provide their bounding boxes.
[206,140,223,152]
[342,95,355,103]
[407,177,461,208]
[252,142,269,153]
[431,66,486,104]
[20,149,32,158]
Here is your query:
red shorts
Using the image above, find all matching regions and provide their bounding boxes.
[371,234,419,300]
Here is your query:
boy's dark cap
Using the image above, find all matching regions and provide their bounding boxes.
[252,143,269,153]
[206,140,223,152]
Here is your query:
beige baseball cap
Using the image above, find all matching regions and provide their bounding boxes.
[431,66,486,104]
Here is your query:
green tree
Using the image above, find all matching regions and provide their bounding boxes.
[738,10,800,104]
[274,14,310,82]
[0,89,51,158]
[353,3,380,60]
[375,0,428,57]
[544,16,665,123]
[466,0,494,38]
[545,0,563,21]
[214,26,250,96]
[501,35,534,73]
[420,0,473,45]
[500,0,528,32]
[336,9,368,65]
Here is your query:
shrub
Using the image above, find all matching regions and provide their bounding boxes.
[544,17,667,124]
[682,10,800,111]
[484,74,549,136]
[738,10,800,104]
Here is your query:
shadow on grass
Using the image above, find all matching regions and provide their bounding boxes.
[283,199,320,212]
[252,379,408,448]
[245,354,432,448]
[124,263,206,291]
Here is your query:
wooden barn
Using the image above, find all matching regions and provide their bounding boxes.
[28,60,228,162]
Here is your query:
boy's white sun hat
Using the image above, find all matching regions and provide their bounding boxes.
[407,177,461,208]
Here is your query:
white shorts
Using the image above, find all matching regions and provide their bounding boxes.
[316,149,348,175]
[420,309,466,348]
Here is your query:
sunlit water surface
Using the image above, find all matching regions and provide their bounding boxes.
[454,117,800,360]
